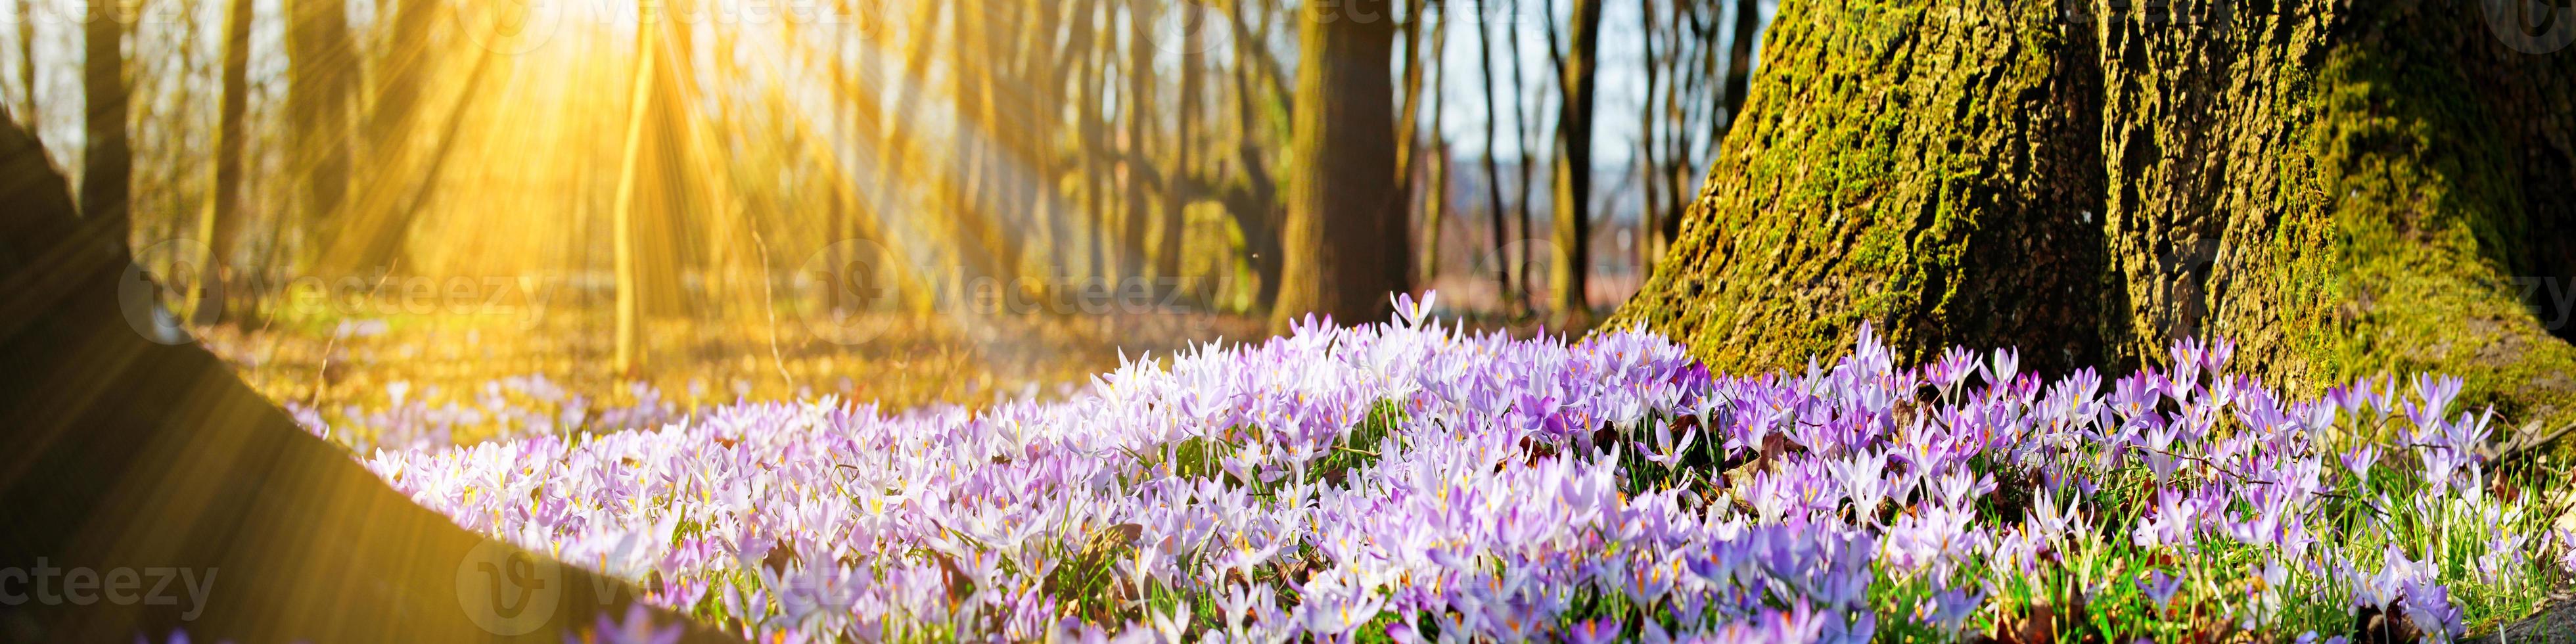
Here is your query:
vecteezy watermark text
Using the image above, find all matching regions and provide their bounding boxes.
[797,238,1222,345]
[2513,275,2576,331]
[2485,0,2576,53]
[0,559,217,622]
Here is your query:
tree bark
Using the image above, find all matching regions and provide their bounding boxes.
[1396,0,1429,229]
[194,0,256,325]
[1719,0,1757,128]
[1610,0,2576,458]
[80,0,129,245]
[1635,1,1663,275]
[1550,0,1603,325]
[1223,0,1285,313]
[1506,0,1537,317]
[1121,0,1156,288]
[1475,10,1513,313]
[1609,0,2109,373]
[313,0,448,273]
[1077,0,1109,283]
[1159,0,1204,293]
[611,5,659,377]
[1272,0,1408,327]
[287,0,356,263]
[15,0,36,144]
[1417,1,1448,287]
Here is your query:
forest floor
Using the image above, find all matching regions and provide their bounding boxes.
[191,292,1613,451]
[193,308,1270,449]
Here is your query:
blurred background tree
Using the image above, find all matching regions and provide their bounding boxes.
[11,0,1766,318]
[0,0,1772,419]
[7,0,1774,411]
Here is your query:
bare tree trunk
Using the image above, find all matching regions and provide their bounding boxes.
[1396,0,1428,235]
[1550,0,1603,325]
[1417,0,1448,286]
[1506,0,1538,317]
[1224,0,1284,312]
[868,0,946,311]
[1475,9,1511,314]
[945,1,1000,287]
[1272,0,1406,327]
[1076,0,1107,283]
[1035,0,1074,279]
[1635,0,1662,275]
[1120,0,1156,290]
[611,7,658,377]
[80,0,128,244]
[14,0,35,144]
[1157,0,1203,294]
[194,0,256,325]
[829,4,854,301]
[1657,3,1699,257]
[1720,0,1759,128]
[287,0,355,264]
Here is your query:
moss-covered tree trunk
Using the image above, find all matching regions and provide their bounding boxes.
[1610,0,2576,455]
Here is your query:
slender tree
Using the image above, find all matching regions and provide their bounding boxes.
[1076,0,1109,283]
[14,0,35,143]
[194,0,257,324]
[1272,0,1406,327]
[1475,6,1511,313]
[1417,1,1448,285]
[313,0,448,271]
[1720,0,1759,127]
[80,0,129,242]
[1505,0,1536,316]
[1120,0,1157,288]
[610,4,660,376]
[1157,0,1204,293]
[287,0,356,262]
[1221,0,1285,310]
[1549,0,1603,324]
[944,0,1000,286]
[1635,0,1662,273]
[1395,0,1428,224]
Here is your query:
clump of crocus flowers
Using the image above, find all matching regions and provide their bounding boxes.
[329,292,2573,642]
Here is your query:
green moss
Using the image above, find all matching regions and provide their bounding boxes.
[1613,0,2576,464]
[2249,15,2576,455]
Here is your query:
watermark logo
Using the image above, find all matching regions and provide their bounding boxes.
[120,238,217,346]
[1148,1,1231,55]
[116,238,568,345]
[799,238,908,346]
[1444,0,1527,25]
[2150,237,2224,342]
[455,0,564,55]
[794,239,1224,346]
[1471,237,1573,306]
[2485,0,2576,54]
[455,540,562,636]
[0,559,217,622]
[2513,275,2576,331]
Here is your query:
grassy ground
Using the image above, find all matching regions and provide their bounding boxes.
[193,305,1267,447]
